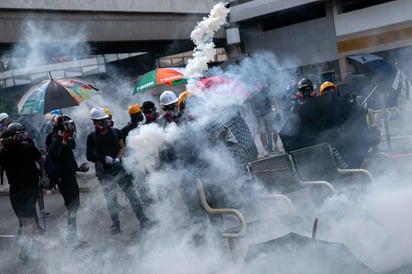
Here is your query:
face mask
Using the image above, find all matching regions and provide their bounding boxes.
[131,113,144,124]
[95,119,109,133]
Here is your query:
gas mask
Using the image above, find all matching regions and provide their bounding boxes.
[131,112,144,125]
[94,119,110,133]
[162,103,178,121]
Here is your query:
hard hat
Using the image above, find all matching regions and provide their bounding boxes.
[90,107,109,120]
[177,91,193,113]
[160,90,178,106]
[297,78,315,99]
[0,112,9,122]
[319,81,337,96]
[7,122,25,133]
[50,109,62,116]
[297,78,313,90]
[102,107,112,117]
[128,104,142,115]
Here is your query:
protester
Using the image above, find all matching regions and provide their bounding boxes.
[177,90,197,124]
[120,103,152,205]
[319,81,337,96]
[121,103,145,145]
[7,123,46,234]
[45,115,88,246]
[86,107,152,234]
[0,124,44,263]
[103,107,114,127]
[248,84,282,155]
[142,101,159,124]
[280,77,374,168]
[159,90,179,128]
[0,112,10,131]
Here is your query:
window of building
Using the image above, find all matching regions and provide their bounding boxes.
[260,2,326,31]
[338,0,396,13]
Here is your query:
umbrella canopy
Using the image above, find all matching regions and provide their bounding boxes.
[196,76,250,99]
[346,53,412,108]
[244,232,376,274]
[346,53,397,83]
[133,67,187,95]
[17,78,98,115]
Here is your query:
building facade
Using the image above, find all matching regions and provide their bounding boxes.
[229,0,412,84]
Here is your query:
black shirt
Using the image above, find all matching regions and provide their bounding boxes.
[86,128,121,163]
[0,142,41,192]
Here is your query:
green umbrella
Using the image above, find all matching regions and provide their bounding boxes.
[133,67,187,95]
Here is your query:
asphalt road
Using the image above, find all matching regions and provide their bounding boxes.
[0,188,149,274]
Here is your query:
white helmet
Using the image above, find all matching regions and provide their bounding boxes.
[90,107,109,120]
[160,90,178,106]
[0,112,9,122]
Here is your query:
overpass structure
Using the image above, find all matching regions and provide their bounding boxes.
[0,0,228,89]
[0,0,226,55]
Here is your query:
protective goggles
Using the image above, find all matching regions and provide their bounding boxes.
[299,86,313,94]
[95,119,110,127]
[162,103,177,112]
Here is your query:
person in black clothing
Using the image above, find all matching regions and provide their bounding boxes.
[6,123,46,235]
[142,100,159,124]
[121,103,153,205]
[120,103,144,145]
[0,124,44,262]
[45,115,88,245]
[86,107,151,234]
[280,77,373,168]
[248,84,281,155]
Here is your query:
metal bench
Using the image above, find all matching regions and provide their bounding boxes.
[196,178,310,254]
[246,153,336,209]
[289,143,374,190]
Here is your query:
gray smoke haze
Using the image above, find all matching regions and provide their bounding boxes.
[2,2,412,274]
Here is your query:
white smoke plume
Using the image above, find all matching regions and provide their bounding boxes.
[185,2,230,81]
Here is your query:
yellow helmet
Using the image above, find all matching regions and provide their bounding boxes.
[177,91,193,113]
[319,81,337,96]
[102,107,112,117]
[128,104,142,115]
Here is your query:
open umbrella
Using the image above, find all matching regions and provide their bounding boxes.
[17,75,98,115]
[346,53,411,108]
[133,67,187,95]
[244,232,376,274]
[197,76,250,99]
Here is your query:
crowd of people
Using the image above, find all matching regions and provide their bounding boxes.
[0,73,381,263]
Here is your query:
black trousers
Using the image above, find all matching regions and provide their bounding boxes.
[57,170,80,238]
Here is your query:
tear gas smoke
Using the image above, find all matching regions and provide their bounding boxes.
[185,2,230,83]
[3,3,412,274]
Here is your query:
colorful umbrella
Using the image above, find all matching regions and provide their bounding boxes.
[17,77,99,115]
[133,67,187,95]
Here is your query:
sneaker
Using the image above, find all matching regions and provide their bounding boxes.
[273,147,283,154]
[110,224,122,235]
[263,146,269,156]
